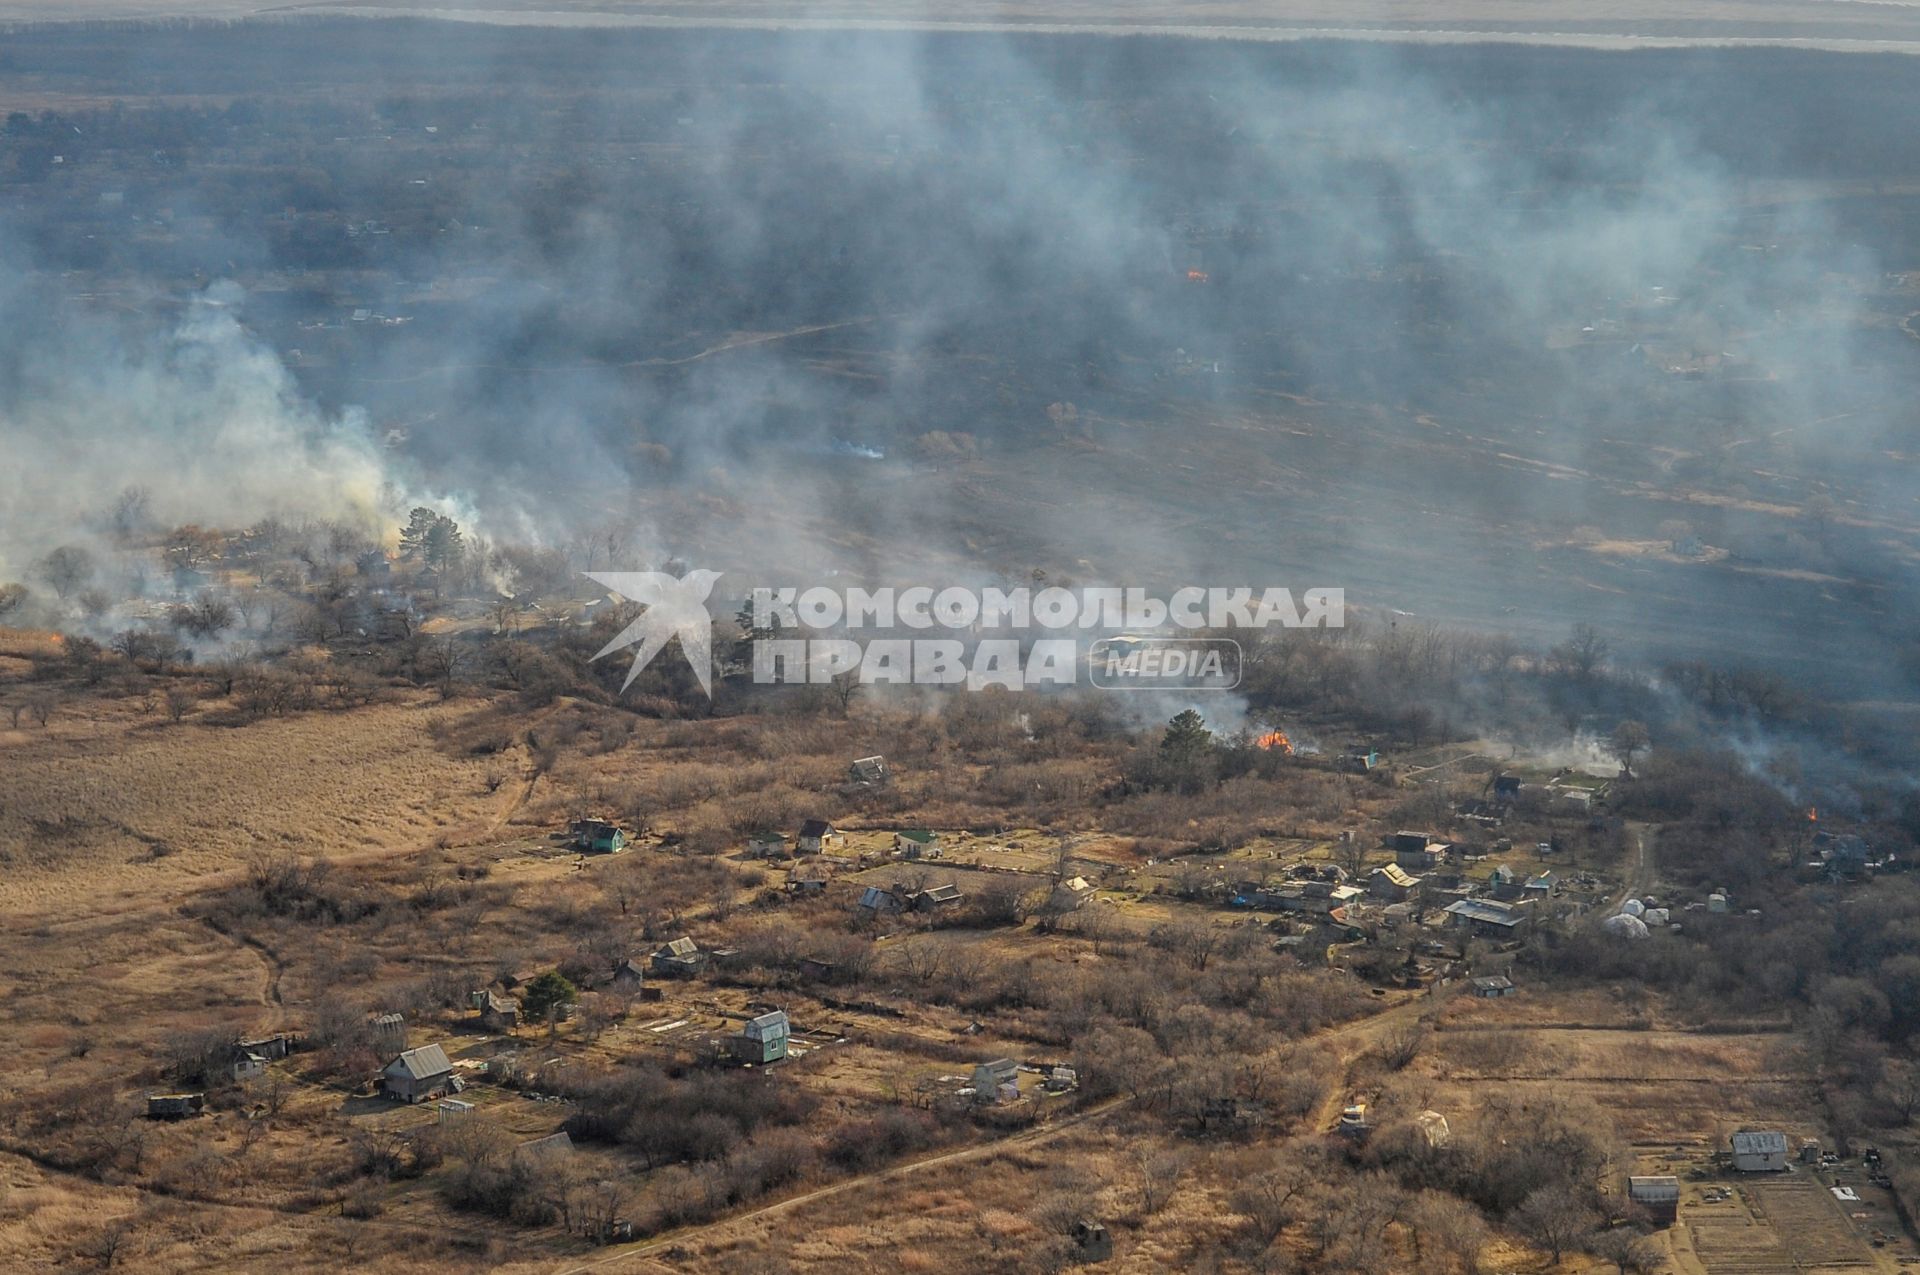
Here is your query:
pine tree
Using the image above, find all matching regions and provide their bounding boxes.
[399,508,464,597]
[1160,709,1213,758]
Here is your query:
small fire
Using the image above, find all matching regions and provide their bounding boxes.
[1808,807,1818,822]
[1256,729,1293,754]
[1186,269,1209,282]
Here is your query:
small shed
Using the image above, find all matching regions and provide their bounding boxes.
[972,1058,1020,1102]
[1469,974,1516,998]
[1629,1175,1680,1225]
[907,883,962,911]
[733,1011,791,1064]
[1730,1130,1789,1172]
[382,1044,456,1103]
[437,1098,475,1124]
[1393,831,1443,871]
[651,937,707,977]
[476,989,520,1031]
[147,1092,205,1119]
[797,819,840,854]
[857,885,904,914]
[568,818,627,854]
[238,1033,293,1061]
[787,866,831,894]
[893,829,941,859]
[1070,1219,1113,1263]
[611,957,647,991]
[849,755,888,785]
[1049,876,1097,912]
[746,832,792,860]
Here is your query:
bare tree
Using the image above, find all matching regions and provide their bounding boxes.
[1588,1227,1661,1274]
[1380,1020,1428,1071]
[1552,623,1611,681]
[1135,1147,1187,1216]
[1336,830,1370,879]
[1609,720,1651,778]
[34,545,95,600]
[1514,1184,1595,1265]
[75,1218,134,1269]
[1231,1154,1318,1244]
[1881,1059,1920,1125]
[1410,1190,1489,1274]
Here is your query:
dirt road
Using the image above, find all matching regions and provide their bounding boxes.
[553,990,1434,1272]
[551,1094,1134,1274]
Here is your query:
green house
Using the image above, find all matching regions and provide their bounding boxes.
[570,818,627,854]
[732,1011,790,1064]
[893,829,941,859]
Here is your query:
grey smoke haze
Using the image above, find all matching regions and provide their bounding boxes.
[1,25,1916,698]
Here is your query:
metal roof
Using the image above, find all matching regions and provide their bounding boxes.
[385,1044,452,1080]
[1731,1131,1789,1155]
[1444,899,1524,925]
[745,1011,790,1039]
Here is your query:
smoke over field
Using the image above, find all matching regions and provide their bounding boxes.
[4,22,1920,702]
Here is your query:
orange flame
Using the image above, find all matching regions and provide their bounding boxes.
[1186,269,1210,282]
[1256,730,1293,754]
[1808,807,1818,822]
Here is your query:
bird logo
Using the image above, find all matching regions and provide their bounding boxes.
[585,568,724,697]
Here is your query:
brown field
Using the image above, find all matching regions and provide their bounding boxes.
[0,693,515,916]
[0,642,1908,1271]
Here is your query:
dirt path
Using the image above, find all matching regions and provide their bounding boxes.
[1621,820,1656,903]
[551,1094,1134,1274]
[1301,994,1434,1135]
[546,995,1471,1273]
[198,914,286,1007]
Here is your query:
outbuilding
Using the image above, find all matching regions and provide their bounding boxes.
[972,1058,1020,1102]
[1730,1130,1789,1172]
[382,1044,457,1103]
[1628,1175,1680,1225]
[733,1011,791,1064]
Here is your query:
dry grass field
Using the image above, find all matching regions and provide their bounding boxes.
[0,692,515,917]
